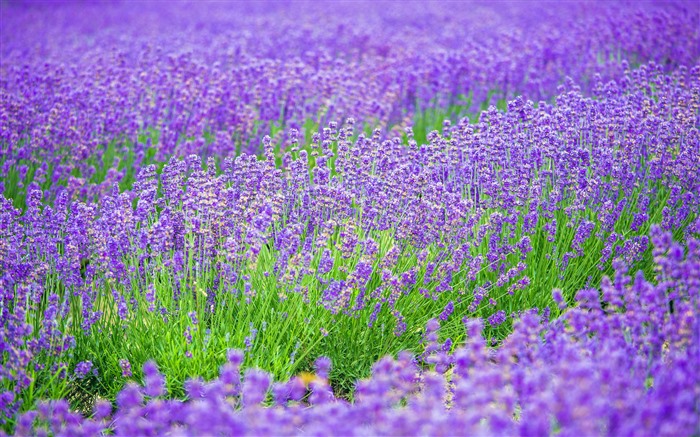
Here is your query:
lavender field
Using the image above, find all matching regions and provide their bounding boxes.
[1,1,699,436]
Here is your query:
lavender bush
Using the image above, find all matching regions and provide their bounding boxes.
[1,1,699,435]
[2,1,698,206]
[5,225,699,436]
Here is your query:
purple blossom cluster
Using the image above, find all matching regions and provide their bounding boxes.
[6,226,698,436]
[2,2,699,202]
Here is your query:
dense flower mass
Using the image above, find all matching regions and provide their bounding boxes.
[2,1,699,203]
[1,1,699,436]
[6,228,700,436]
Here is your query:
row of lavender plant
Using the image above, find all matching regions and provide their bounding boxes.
[2,62,698,428]
[4,225,698,436]
[2,1,699,207]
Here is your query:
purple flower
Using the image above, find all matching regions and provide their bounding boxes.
[488,311,507,327]
[143,361,166,398]
[119,359,133,378]
[74,361,93,379]
[314,356,332,379]
[93,400,112,420]
[244,323,258,351]
[242,369,271,407]
[439,301,454,321]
